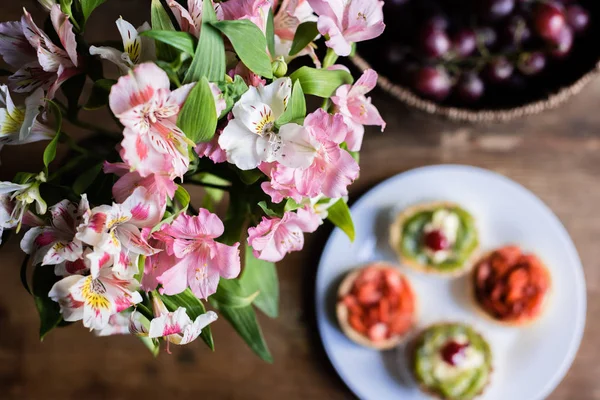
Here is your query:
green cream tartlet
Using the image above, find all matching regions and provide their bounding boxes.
[389,201,479,276]
[411,323,493,400]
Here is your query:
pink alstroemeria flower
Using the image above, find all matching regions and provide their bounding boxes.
[272,0,320,66]
[260,109,360,202]
[307,0,385,56]
[0,6,81,98]
[247,206,320,262]
[20,195,89,267]
[109,63,196,179]
[141,229,177,292]
[220,0,271,31]
[48,266,143,331]
[156,210,241,299]
[104,161,177,227]
[331,69,386,151]
[76,187,160,279]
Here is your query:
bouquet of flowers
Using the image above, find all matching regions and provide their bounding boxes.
[0,0,385,360]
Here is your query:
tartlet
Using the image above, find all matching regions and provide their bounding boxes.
[389,201,479,276]
[472,245,551,326]
[410,323,493,400]
[336,262,417,350]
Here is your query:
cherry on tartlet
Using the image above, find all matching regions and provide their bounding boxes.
[411,323,493,400]
[336,263,417,350]
[389,201,480,277]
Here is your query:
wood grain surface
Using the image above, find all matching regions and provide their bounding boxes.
[0,1,599,399]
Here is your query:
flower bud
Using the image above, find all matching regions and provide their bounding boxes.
[38,0,56,11]
[271,57,288,78]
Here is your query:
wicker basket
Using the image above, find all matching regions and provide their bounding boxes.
[351,52,600,123]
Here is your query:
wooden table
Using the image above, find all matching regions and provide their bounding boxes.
[1,1,599,399]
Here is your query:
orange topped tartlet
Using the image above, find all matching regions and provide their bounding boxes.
[472,245,551,326]
[336,262,417,350]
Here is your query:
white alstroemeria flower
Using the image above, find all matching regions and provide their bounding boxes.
[0,172,47,232]
[150,295,216,346]
[95,312,133,336]
[89,18,155,73]
[48,266,143,331]
[149,307,217,345]
[75,187,160,279]
[0,85,54,159]
[218,77,317,170]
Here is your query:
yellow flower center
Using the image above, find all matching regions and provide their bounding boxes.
[81,276,111,310]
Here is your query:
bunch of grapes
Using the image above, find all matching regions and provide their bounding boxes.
[373,0,591,106]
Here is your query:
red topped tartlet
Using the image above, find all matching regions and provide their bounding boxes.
[472,245,551,326]
[336,262,417,350]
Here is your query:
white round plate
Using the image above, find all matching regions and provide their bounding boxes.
[316,165,586,400]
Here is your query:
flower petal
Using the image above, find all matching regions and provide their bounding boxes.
[109,62,170,116]
[219,119,263,170]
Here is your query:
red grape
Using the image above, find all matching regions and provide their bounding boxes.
[534,3,567,41]
[414,67,452,101]
[566,5,590,33]
[419,25,451,58]
[481,0,515,20]
[551,26,574,58]
[486,56,514,82]
[425,15,450,31]
[476,26,498,48]
[452,29,477,57]
[456,73,484,102]
[518,52,546,75]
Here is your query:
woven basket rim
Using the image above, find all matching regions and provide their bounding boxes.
[351,53,600,123]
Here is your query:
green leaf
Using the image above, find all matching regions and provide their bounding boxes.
[20,255,31,295]
[59,0,78,31]
[177,77,217,143]
[174,185,190,209]
[160,289,214,351]
[289,21,318,56]
[257,201,280,218]
[184,0,225,83]
[220,193,249,246]
[217,75,248,118]
[80,0,106,24]
[210,20,273,79]
[140,30,196,55]
[151,0,178,62]
[210,301,272,363]
[211,279,260,308]
[284,198,301,212]
[84,79,116,110]
[276,79,305,126]
[72,163,102,195]
[236,169,264,185]
[289,66,354,98]
[32,265,62,340]
[240,247,279,318]
[266,9,275,57]
[43,101,63,170]
[61,74,86,119]
[327,199,355,242]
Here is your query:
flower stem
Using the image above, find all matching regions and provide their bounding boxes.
[322,48,339,69]
[136,303,154,321]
